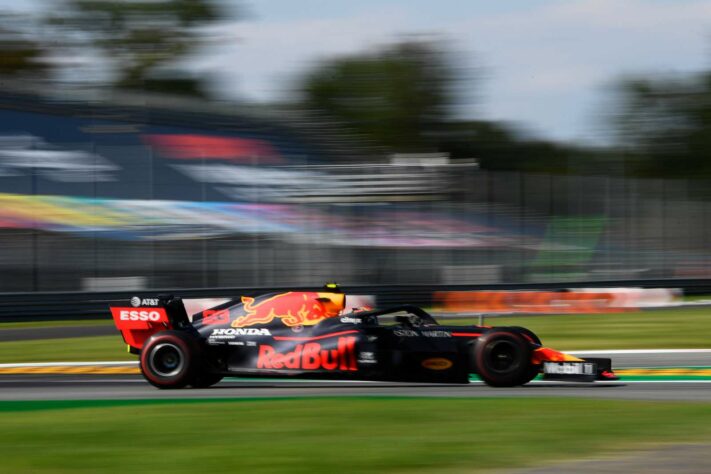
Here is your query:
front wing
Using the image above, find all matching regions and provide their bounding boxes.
[533,347,618,382]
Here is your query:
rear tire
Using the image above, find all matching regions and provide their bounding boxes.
[140,330,198,389]
[474,330,532,387]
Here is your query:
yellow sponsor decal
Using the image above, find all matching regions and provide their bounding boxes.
[421,358,453,371]
[0,366,140,375]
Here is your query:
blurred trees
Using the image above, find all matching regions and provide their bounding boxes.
[5,2,710,179]
[0,15,49,78]
[0,1,227,96]
[433,120,602,174]
[301,41,456,152]
[45,0,223,96]
[614,73,711,178]
[300,39,601,174]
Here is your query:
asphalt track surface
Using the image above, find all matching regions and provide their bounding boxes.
[0,341,709,401]
[1,347,710,402]
[0,374,708,401]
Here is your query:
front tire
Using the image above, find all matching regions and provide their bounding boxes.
[509,327,541,384]
[474,330,532,387]
[140,330,198,389]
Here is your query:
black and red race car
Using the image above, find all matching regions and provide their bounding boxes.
[110,285,616,388]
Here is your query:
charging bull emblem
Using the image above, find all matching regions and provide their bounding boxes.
[232,292,344,328]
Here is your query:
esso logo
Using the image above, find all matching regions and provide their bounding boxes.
[119,310,162,322]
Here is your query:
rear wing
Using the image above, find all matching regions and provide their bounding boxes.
[110,295,190,352]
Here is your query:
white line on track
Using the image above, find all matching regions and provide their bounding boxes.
[596,380,711,384]
[568,349,711,355]
[0,379,147,384]
[0,361,138,368]
[0,349,709,369]
[0,379,711,388]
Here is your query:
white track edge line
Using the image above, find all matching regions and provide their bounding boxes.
[1,349,710,368]
[0,361,139,368]
[568,349,711,355]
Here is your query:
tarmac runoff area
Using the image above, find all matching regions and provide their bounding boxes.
[0,350,709,401]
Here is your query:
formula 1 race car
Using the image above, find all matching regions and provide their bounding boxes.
[110,285,617,388]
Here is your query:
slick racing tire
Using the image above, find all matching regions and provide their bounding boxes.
[474,330,532,387]
[140,330,198,389]
[191,373,224,389]
[508,326,541,346]
[508,326,542,385]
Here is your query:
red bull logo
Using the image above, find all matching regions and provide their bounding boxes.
[257,337,357,371]
[232,292,344,328]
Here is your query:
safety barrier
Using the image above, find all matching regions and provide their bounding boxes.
[433,288,679,314]
[0,278,705,322]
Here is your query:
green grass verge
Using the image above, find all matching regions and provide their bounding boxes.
[0,397,710,473]
[0,319,112,329]
[439,307,711,350]
[0,335,132,363]
[682,294,711,302]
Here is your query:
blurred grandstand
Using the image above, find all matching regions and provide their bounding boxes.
[0,82,709,292]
